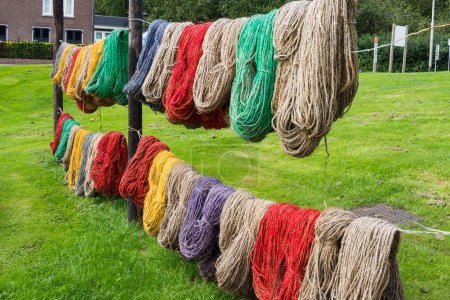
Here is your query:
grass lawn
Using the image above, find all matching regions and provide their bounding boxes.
[0,65,449,299]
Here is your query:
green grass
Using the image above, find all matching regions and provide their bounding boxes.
[0,65,449,299]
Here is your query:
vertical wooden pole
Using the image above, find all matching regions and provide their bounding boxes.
[402,26,408,73]
[388,24,395,73]
[53,0,64,130]
[127,0,143,223]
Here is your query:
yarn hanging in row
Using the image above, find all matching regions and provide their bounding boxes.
[74,133,95,196]
[331,217,404,300]
[74,45,93,102]
[216,191,273,299]
[229,10,278,142]
[123,20,169,101]
[82,40,104,92]
[142,22,192,111]
[66,46,89,100]
[251,203,320,300]
[193,18,247,114]
[62,124,82,170]
[54,118,79,162]
[50,112,73,154]
[64,48,82,92]
[298,208,356,300]
[272,0,358,157]
[67,128,90,190]
[51,42,69,78]
[179,176,221,260]
[143,150,182,236]
[90,131,128,197]
[85,29,129,105]
[157,163,201,251]
[119,136,169,208]
[83,133,104,197]
[52,44,77,88]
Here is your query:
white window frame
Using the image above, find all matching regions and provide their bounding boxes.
[0,24,8,41]
[65,29,83,44]
[94,30,111,42]
[42,0,74,18]
[32,26,52,42]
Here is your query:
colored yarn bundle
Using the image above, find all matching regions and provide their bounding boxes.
[75,45,93,101]
[179,176,221,260]
[157,163,201,250]
[51,42,68,78]
[165,22,227,129]
[83,133,104,197]
[142,22,191,111]
[230,10,278,142]
[119,136,169,208]
[192,18,231,113]
[331,217,404,300]
[67,128,90,190]
[143,150,182,236]
[123,20,169,101]
[54,118,79,161]
[50,112,73,154]
[298,208,356,300]
[52,44,76,87]
[90,131,128,197]
[272,0,358,157]
[74,133,95,196]
[62,125,82,170]
[66,46,89,100]
[216,191,272,299]
[193,18,247,114]
[251,203,320,300]
[64,48,82,92]
[85,29,129,105]
[82,40,104,91]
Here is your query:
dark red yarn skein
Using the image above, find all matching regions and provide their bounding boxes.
[164,23,226,129]
[50,112,73,154]
[119,136,169,208]
[90,131,128,197]
[252,203,320,300]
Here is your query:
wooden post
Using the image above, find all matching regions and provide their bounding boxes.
[388,24,395,73]
[53,0,64,129]
[127,0,143,223]
[402,26,408,73]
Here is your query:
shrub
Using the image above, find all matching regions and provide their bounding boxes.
[0,41,53,59]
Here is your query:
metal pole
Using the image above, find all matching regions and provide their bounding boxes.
[389,24,395,73]
[373,37,378,72]
[428,0,436,71]
[402,26,409,73]
[127,0,143,223]
[52,0,64,130]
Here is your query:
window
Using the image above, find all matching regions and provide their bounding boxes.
[33,27,50,42]
[0,25,7,41]
[66,30,83,44]
[42,0,74,17]
[94,31,111,42]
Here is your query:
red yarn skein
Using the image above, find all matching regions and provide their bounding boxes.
[252,203,320,300]
[164,23,225,129]
[50,112,73,154]
[90,131,128,197]
[119,136,170,208]
[64,48,82,90]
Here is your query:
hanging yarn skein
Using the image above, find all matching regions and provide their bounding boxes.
[67,128,90,190]
[62,125,82,170]
[157,163,201,250]
[50,112,73,154]
[179,176,221,260]
[64,48,82,93]
[251,203,320,300]
[331,217,404,300]
[83,133,104,197]
[90,131,128,197]
[52,44,75,87]
[51,42,68,78]
[54,119,79,162]
[123,20,169,101]
[142,22,192,111]
[216,191,273,299]
[143,150,182,236]
[119,136,170,208]
[66,46,88,100]
[82,39,104,91]
[85,30,129,105]
[193,18,247,114]
[298,208,356,300]
[230,10,278,142]
[74,133,95,196]
[272,0,358,157]
[75,45,93,101]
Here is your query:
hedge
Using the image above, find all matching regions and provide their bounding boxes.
[0,41,53,59]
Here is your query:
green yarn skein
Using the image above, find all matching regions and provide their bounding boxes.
[55,118,80,161]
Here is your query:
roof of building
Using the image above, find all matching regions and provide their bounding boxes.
[94,15,128,28]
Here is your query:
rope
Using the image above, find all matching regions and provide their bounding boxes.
[272,0,358,157]
[119,137,169,208]
[90,131,128,197]
[51,42,68,78]
[252,203,320,300]
[230,10,278,142]
[331,217,405,299]
[157,163,201,250]
[74,133,94,196]
[54,119,79,162]
[83,133,104,197]
[123,19,169,101]
[298,208,356,299]
[50,112,73,154]
[67,129,90,190]
[85,30,129,105]
[216,190,273,298]
[142,22,192,111]
[143,150,182,236]
[179,176,222,260]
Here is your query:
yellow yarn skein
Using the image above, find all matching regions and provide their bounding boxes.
[82,39,105,90]
[53,44,75,85]
[67,128,90,190]
[66,46,89,100]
